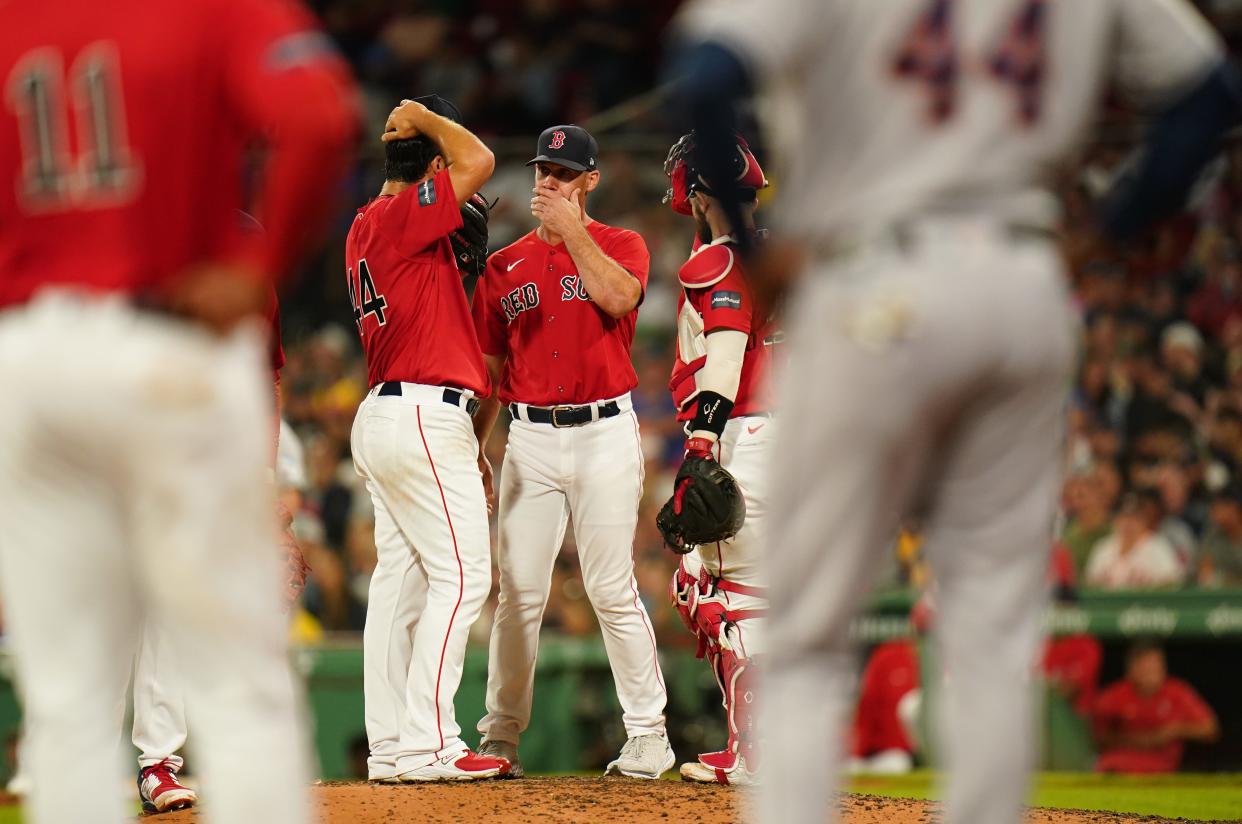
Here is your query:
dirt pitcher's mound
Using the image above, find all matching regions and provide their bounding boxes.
[152,777,1217,823]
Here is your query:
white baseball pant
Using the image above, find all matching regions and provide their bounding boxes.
[758,220,1074,824]
[132,620,189,771]
[0,292,313,824]
[479,402,667,745]
[352,383,491,778]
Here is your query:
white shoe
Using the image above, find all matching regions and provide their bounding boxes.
[396,748,510,783]
[865,748,914,775]
[5,771,31,797]
[605,734,675,779]
[137,761,197,813]
[680,752,757,786]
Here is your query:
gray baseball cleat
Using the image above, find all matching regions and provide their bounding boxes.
[605,734,675,779]
[478,739,524,779]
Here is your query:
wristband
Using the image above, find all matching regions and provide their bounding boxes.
[685,436,716,458]
[690,390,734,438]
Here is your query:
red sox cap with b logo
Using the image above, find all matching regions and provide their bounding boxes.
[527,124,599,173]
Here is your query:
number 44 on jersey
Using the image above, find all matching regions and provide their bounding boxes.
[348,258,388,334]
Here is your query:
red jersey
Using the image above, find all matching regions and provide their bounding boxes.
[851,639,919,758]
[346,170,489,396]
[1042,634,1102,717]
[0,0,356,309]
[669,237,773,420]
[1092,677,1215,773]
[472,222,650,405]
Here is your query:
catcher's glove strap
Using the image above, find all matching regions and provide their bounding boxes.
[376,381,481,416]
[715,579,766,598]
[724,608,766,622]
[511,400,621,428]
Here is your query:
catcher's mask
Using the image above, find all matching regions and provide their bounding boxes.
[663,131,768,216]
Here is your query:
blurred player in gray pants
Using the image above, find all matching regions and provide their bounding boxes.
[667,0,1241,822]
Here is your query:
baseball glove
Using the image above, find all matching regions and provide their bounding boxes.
[451,192,494,281]
[657,455,747,553]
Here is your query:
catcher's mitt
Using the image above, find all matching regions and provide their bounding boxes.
[657,455,746,553]
[451,192,494,281]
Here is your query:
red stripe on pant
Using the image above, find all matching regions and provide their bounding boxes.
[417,406,465,752]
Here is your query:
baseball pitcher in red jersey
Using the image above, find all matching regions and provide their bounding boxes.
[347,95,511,783]
[0,1,356,823]
[662,132,774,785]
[471,125,672,778]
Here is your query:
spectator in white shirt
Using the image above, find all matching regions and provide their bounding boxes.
[1086,490,1184,590]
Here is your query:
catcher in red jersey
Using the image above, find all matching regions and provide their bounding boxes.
[660,131,774,786]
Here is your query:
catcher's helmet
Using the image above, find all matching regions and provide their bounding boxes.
[663,131,768,216]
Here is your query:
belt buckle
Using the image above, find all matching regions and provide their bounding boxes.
[550,405,577,428]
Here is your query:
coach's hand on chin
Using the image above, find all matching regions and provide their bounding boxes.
[168,263,270,335]
[531,188,585,238]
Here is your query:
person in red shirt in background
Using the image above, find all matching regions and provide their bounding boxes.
[850,551,1104,774]
[848,603,926,775]
[1043,545,1103,718]
[1043,632,1103,719]
[1093,641,1219,773]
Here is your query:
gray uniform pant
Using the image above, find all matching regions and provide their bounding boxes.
[758,220,1075,824]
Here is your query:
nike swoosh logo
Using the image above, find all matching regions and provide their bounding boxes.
[747,424,764,435]
[506,258,525,272]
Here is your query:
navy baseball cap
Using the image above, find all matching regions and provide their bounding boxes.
[527,125,598,173]
[412,94,461,123]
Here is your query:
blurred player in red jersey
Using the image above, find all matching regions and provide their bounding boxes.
[128,222,309,814]
[471,125,672,780]
[849,638,920,774]
[0,1,356,823]
[347,95,511,783]
[1042,559,1102,720]
[1092,641,1218,773]
[661,131,773,785]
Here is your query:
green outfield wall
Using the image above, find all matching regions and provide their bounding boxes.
[1,590,1239,782]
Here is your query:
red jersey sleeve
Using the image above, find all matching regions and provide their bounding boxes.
[697,266,755,336]
[377,170,464,258]
[471,255,509,356]
[1169,680,1216,725]
[217,0,358,280]
[602,229,650,295]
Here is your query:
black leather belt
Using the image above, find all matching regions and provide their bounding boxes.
[377,381,481,416]
[511,400,621,427]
